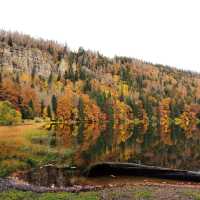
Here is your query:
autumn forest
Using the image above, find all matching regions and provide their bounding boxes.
[1,31,200,173]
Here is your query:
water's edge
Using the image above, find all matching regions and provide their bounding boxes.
[2,162,200,193]
[0,177,102,193]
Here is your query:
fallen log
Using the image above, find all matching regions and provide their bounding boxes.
[84,162,200,182]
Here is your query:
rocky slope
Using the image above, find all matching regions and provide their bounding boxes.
[0,41,70,77]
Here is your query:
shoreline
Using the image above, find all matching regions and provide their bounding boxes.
[2,176,200,193]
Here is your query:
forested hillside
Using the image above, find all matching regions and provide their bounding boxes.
[1,30,200,167]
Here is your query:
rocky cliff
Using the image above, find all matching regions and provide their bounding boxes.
[0,41,69,77]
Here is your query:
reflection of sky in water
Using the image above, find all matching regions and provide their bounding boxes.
[52,122,200,171]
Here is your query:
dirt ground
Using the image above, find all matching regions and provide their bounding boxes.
[99,184,200,200]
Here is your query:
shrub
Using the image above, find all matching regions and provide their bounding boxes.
[25,158,37,167]
[0,160,26,177]
[63,149,74,160]
[0,101,21,125]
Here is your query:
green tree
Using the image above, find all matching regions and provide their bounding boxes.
[26,99,35,119]
[40,100,45,117]
[57,71,61,81]
[68,66,74,81]
[78,97,85,121]
[31,66,36,82]
[83,79,91,92]
[80,68,86,80]
[47,105,52,119]
[8,36,13,47]
[0,101,21,125]
[28,99,34,112]
[48,72,53,86]
[0,71,2,85]
[74,70,79,82]
[51,95,57,116]
[15,73,20,84]
[64,70,68,85]
[77,122,84,144]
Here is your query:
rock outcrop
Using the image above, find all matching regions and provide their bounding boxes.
[0,42,69,77]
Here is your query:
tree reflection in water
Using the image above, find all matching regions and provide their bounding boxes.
[52,121,200,171]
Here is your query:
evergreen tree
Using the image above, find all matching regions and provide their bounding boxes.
[51,95,57,116]
[64,70,68,85]
[77,122,84,144]
[19,98,35,119]
[83,79,91,92]
[80,68,86,80]
[68,65,74,81]
[96,92,106,110]
[47,105,52,119]
[15,73,20,84]
[74,70,79,82]
[0,71,2,85]
[47,45,54,55]
[8,36,13,47]
[64,70,68,80]
[57,51,64,61]
[28,99,34,111]
[48,72,53,86]
[31,66,36,82]
[40,100,45,117]
[107,105,114,150]
[140,94,153,118]
[57,71,61,81]
[78,97,85,121]
[28,99,35,118]
[126,96,141,118]
[170,100,184,140]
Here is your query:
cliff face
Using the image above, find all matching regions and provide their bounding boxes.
[0,42,69,77]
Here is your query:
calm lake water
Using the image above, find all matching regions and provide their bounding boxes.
[49,121,200,171]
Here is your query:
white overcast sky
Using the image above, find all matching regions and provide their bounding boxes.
[0,0,200,72]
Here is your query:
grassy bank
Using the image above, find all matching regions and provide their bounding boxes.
[2,186,200,200]
[0,190,99,200]
[0,122,73,177]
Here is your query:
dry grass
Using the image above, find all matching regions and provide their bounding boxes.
[0,122,68,177]
[0,123,45,159]
[0,123,44,142]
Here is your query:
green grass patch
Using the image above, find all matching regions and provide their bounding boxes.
[0,190,99,200]
[134,189,153,199]
[0,160,27,177]
[25,129,49,145]
[183,190,200,200]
